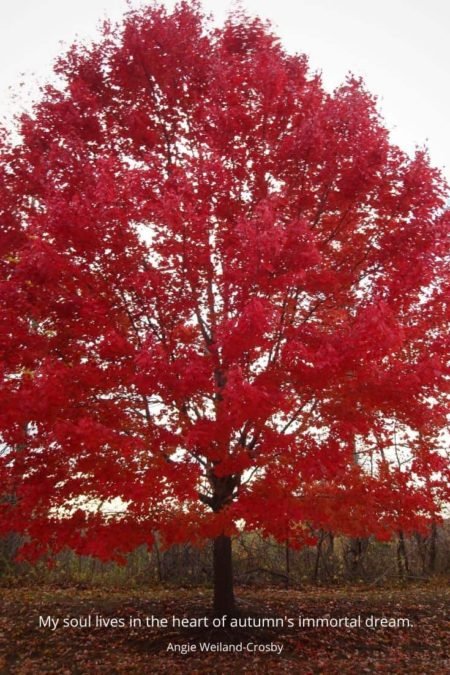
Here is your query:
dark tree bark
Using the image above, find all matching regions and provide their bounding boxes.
[397,530,410,579]
[154,541,163,583]
[414,531,427,574]
[345,536,369,580]
[213,534,236,616]
[313,529,325,583]
[428,520,437,574]
[201,472,239,615]
[285,538,290,589]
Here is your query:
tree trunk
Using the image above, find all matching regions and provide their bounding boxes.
[213,534,236,616]
[153,537,163,583]
[313,530,324,583]
[345,536,369,580]
[285,538,290,589]
[397,530,409,579]
[428,521,437,574]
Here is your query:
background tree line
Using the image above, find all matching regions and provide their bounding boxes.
[1,522,448,588]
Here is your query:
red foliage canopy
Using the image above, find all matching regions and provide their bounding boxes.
[0,2,449,561]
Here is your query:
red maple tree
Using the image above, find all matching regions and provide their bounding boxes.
[0,3,449,613]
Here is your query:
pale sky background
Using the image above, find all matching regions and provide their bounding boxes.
[0,0,450,183]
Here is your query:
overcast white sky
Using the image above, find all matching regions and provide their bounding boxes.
[1,0,449,182]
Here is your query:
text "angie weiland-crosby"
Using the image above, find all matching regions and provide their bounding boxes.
[166,642,284,655]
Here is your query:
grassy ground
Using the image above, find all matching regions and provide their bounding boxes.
[0,583,448,673]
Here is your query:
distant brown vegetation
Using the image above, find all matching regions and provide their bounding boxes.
[1,521,448,589]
